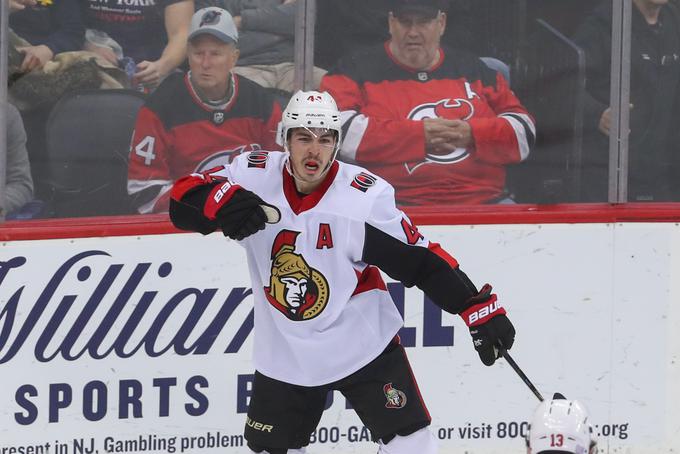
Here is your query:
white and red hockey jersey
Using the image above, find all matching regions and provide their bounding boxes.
[320,43,536,205]
[171,151,482,386]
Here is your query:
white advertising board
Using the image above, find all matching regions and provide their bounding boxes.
[1,222,678,453]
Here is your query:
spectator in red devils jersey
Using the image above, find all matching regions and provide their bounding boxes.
[127,7,282,214]
[168,90,516,454]
[319,0,536,205]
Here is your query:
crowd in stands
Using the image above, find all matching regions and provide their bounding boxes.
[2,0,680,220]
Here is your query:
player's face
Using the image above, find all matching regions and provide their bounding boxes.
[188,35,239,99]
[287,128,337,193]
[388,11,446,70]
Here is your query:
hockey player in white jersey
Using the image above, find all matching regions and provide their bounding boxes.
[526,394,597,454]
[169,90,516,454]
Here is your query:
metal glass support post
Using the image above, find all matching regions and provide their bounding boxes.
[0,0,9,220]
[608,0,632,203]
[293,0,316,91]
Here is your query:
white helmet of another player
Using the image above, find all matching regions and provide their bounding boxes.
[279,90,343,159]
[527,395,596,454]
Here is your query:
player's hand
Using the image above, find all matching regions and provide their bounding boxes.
[215,189,268,241]
[459,284,515,366]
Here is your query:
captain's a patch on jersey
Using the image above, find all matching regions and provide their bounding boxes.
[247,151,269,168]
[350,172,377,192]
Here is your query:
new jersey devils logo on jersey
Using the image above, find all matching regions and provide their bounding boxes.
[405,98,474,174]
[195,144,262,172]
[264,230,330,321]
[408,98,474,122]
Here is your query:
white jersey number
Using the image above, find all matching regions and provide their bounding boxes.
[135,136,156,166]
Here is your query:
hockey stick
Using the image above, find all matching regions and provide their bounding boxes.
[501,349,544,402]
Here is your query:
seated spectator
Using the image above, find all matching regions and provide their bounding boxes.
[9,0,85,73]
[8,49,128,112]
[1,103,34,222]
[572,0,680,202]
[314,0,474,71]
[127,7,283,214]
[8,0,87,202]
[81,0,193,89]
[320,0,535,205]
[526,393,597,454]
[204,0,325,92]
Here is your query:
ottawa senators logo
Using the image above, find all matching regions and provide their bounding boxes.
[264,230,330,321]
[383,383,407,409]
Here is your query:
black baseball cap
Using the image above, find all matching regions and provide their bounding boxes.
[391,0,448,18]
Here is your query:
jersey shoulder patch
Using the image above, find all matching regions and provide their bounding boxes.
[246,151,270,169]
[350,171,378,193]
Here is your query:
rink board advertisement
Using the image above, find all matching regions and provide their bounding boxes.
[1,222,679,453]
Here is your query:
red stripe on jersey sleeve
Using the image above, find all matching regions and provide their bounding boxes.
[427,242,459,268]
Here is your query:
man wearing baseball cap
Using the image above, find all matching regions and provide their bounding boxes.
[391,0,448,19]
[320,0,535,206]
[127,7,283,214]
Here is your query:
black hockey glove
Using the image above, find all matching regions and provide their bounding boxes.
[459,284,515,366]
[215,189,269,240]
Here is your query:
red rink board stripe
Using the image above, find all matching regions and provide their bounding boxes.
[2,203,680,241]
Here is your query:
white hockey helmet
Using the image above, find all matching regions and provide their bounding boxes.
[278,90,343,158]
[527,396,596,454]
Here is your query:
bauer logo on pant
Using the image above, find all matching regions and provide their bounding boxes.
[383,383,407,409]
[264,230,330,321]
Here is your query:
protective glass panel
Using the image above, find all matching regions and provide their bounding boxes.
[4,0,294,220]
[314,0,679,206]
[4,0,680,222]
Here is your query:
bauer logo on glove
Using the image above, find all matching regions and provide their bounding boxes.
[459,284,516,366]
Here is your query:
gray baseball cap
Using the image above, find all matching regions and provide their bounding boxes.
[189,7,238,44]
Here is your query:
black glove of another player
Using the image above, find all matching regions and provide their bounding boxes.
[459,284,515,366]
[215,189,269,241]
